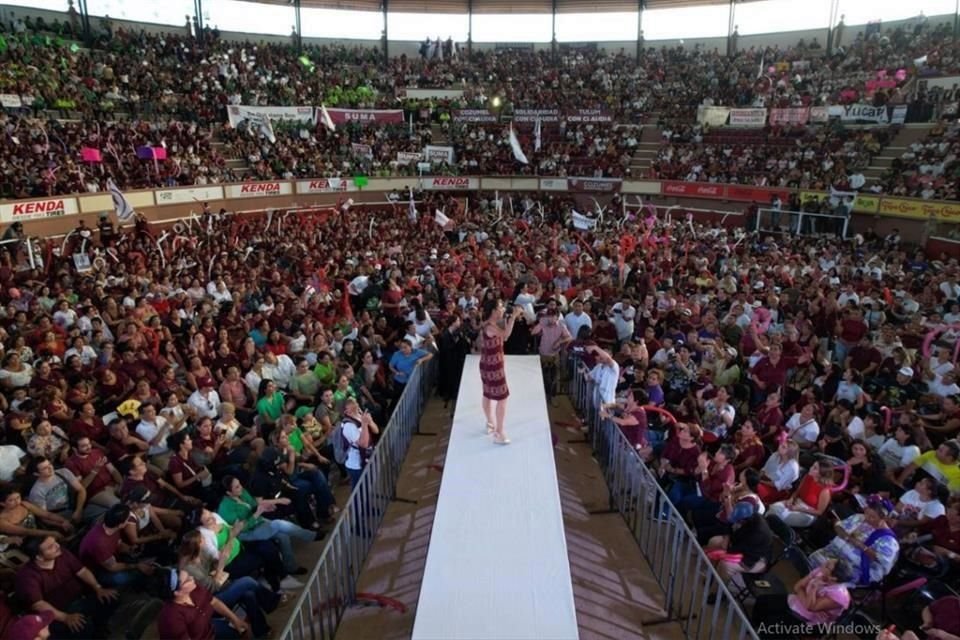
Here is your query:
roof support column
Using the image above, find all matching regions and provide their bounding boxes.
[293,0,302,53]
[551,0,558,58]
[636,0,644,59]
[468,0,473,55]
[382,0,389,64]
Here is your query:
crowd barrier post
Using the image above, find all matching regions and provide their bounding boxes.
[278,358,438,640]
[569,365,759,640]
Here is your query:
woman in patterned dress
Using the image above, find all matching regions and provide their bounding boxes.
[480,299,523,445]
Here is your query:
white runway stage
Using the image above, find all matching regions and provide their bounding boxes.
[412,355,579,640]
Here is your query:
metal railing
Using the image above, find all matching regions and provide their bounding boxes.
[278,358,438,640]
[570,363,759,640]
[757,206,850,239]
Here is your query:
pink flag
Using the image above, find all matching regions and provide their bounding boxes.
[153,147,167,161]
[81,147,102,163]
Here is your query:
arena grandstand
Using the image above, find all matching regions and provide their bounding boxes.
[0,1,959,639]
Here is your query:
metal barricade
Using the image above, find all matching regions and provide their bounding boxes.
[278,358,438,640]
[571,364,759,640]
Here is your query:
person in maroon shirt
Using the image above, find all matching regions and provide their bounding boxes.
[65,436,123,510]
[105,418,150,474]
[750,344,794,407]
[846,334,883,378]
[834,307,868,363]
[669,444,736,518]
[756,388,785,444]
[79,505,156,589]
[16,535,119,638]
[733,421,767,472]
[69,403,109,446]
[157,569,248,640]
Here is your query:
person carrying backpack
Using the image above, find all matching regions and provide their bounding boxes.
[336,398,378,489]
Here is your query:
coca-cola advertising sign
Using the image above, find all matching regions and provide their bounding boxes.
[662,181,724,198]
[420,176,479,191]
[567,178,622,193]
[0,197,78,223]
[324,108,404,126]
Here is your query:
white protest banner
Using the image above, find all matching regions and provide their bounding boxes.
[423,145,455,164]
[396,151,422,165]
[0,94,22,109]
[571,210,597,230]
[226,105,314,127]
[224,182,294,198]
[768,107,809,125]
[351,143,373,159]
[697,106,730,127]
[0,197,79,223]
[728,108,767,127]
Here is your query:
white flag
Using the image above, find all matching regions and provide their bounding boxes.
[252,113,276,144]
[571,210,597,231]
[320,104,336,133]
[534,116,541,152]
[509,125,528,165]
[408,188,417,223]
[757,53,764,79]
[434,209,451,228]
[107,178,135,224]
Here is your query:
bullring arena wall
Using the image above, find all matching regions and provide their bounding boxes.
[2,175,959,256]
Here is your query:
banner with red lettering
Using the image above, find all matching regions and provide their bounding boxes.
[768,107,810,125]
[660,181,789,203]
[296,179,357,194]
[419,176,479,191]
[325,108,404,126]
[567,178,622,193]
[224,182,294,198]
[809,106,829,123]
[728,108,767,127]
[0,197,79,223]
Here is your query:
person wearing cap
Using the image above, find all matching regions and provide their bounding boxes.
[16,535,119,638]
[7,610,55,640]
[188,378,222,421]
[876,366,921,412]
[157,567,250,640]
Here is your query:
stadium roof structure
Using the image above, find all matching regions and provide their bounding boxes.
[249,0,739,14]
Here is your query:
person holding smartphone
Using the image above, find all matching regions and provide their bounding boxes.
[479,299,523,444]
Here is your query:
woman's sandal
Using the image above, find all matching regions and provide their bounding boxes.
[486,421,495,434]
[493,432,511,445]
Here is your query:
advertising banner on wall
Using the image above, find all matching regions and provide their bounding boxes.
[0,197,79,223]
[567,178,622,193]
[877,197,960,221]
[832,103,908,124]
[296,179,356,194]
[419,176,478,190]
[224,182,294,198]
[396,152,423,165]
[513,109,561,123]
[155,186,224,205]
[565,108,613,123]
[768,108,810,125]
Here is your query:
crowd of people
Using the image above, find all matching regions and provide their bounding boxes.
[4,9,960,196]
[880,118,960,200]
[651,124,890,190]
[0,180,952,637]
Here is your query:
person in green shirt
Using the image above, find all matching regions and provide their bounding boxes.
[332,374,357,413]
[312,351,336,388]
[255,379,290,437]
[289,360,320,407]
[217,476,315,575]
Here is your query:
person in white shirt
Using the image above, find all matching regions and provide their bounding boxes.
[262,351,296,389]
[610,300,636,344]
[895,477,946,527]
[187,380,222,420]
[135,404,174,467]
[587,346,620,408]
[514,282,539,323]
[564,299,592,339]
[52,300,78,329]
[928,371,960,398]
[759,440,801,495]
[939,276,960,302]
[63,336,98,368]
[785,404,820,446]
[877,426,921,473]
[837,284,860,308]
[0,444,27,483]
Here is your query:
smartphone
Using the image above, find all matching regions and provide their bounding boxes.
[274,491,283,499]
